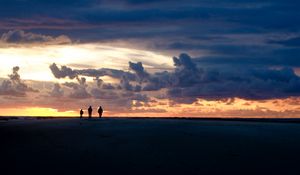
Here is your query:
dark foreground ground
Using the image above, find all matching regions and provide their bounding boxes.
[1,117,300,175]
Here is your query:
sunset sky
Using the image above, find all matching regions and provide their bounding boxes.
[0,0,300,117]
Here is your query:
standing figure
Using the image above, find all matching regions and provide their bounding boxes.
[88,106,93,118]
[98,106,103,118]
[80,109,84,118]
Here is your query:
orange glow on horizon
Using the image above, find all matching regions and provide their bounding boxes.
[0,97,300,118]
[0,107,76,117]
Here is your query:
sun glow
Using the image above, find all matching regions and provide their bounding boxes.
[128,97,300,118]
[0,107,76,117]
[0,97,299,117]
[0,43,172,82]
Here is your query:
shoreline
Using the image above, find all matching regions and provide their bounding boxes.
[1,116,300,123]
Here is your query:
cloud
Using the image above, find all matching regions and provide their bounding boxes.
[0,66,39,97]
[129,61,149,82]
[129,108,167,113]
[102,83,115,90]
[49,83,64,97]
[49,60,157,110]
[89,87,150,112]
[167,54,300,103]
[94,77,115,89]
[50,53,300,104]
[63,77,91,99]
[50,63,77,79]
[1,30,72,45]
[118,75,141,92]
[268,37,300,47]
[90,88,119,100]
[1,1,300,71]
[50,63,136,80]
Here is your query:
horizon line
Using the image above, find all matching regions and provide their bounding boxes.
[2,116,300,123]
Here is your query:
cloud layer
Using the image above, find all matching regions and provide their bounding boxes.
[50,53,300,104]
[0,1,299,70]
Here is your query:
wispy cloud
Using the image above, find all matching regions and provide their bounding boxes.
[0,30,72,45]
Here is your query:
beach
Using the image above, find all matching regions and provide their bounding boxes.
[1,117,300,175]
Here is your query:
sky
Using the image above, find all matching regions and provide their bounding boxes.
[0,0,300,117]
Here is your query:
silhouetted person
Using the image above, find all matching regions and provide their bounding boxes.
[80,109,84,118]
[88,106,93,118]
[98,106,103,118]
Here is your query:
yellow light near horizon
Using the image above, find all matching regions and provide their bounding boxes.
[0,107,77,117]
[0,97,299,118]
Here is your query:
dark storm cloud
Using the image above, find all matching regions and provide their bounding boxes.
[166,54,300,102]
[129,62,149,83]
[50,63,78,79]
[50,63,136,80]
[164,41,300,68]
[1,0,299,33]
[1,0,300,65]
[194,55,300,67]
[171,54,300,102]
[50,53,300,104]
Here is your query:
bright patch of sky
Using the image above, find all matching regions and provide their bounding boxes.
[0,43,173,81]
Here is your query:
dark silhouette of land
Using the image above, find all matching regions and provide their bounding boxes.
[1,117,300,175]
